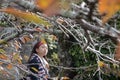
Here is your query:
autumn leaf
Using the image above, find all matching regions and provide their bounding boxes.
[35,0,59,16]
[0,62,3,65]
[14,40,21,50]
[51,52,58,60]
[35,0,80,16]
[0,49,6,54]
[7,64,13,70]
[113,63,119,69]
[61,76,70,80]
[0,66,4,71]
[115,41,120,61]
[19,35,33,43]
[23,35,31,43]
[12,52,22,64]
[24,55,29,61]
[0,49,8,64]
[41,38,47,44]
[34,27,42,32]
[17,58,22,64]
[97,61,105,67]
[31,67,39,72]
[56,18,64,24]
[0,54,8,60]
[20,37,26,44]
[51,35,58,41]
[35,0,55,11]
[0,8,52,26]
[98,0,120,24]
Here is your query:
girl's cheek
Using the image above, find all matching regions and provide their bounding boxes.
[45,49,48,55]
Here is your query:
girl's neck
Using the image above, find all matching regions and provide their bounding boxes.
[37,53,44,58]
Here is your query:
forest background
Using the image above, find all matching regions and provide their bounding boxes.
[0,0,120,80]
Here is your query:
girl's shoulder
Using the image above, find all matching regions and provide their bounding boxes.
[29,53,41,63]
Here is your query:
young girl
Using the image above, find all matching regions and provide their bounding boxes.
[27,40,49,80]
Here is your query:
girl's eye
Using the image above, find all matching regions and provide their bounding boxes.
[41,46,45,48]
[42,47,45,48]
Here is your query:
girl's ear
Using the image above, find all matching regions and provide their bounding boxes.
[36,48,39,53]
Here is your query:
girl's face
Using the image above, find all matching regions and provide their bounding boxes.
[36,44,48,57]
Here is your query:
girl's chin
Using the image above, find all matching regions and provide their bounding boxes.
[44,54,47,56]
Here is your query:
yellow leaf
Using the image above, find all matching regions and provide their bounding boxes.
[97,61,105,67]
[13,53,19,60]
[51,35,58,41]
[31,67,39,72]
[0,8,52,26]
[12,52,22,64]
[51,52,58,60]
[0,49,6,54]
[41,38,47,44]
[0,40,6,44]
[113,63,119,69]
[17,58,22,64]
[24,55,29,61]
[98,0,120,24]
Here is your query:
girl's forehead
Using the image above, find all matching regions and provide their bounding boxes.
[40,44,48,47]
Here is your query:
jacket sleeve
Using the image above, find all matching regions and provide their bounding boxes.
[28,55,48,80]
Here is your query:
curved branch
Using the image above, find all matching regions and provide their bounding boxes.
[79,19,120,42]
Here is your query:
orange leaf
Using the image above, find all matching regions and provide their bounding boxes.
[14,40,21,50]
[20,35,31,43]
[98,0,120,23]
[7,64,13,70]
[0,8,51,26]
[35,0,81,16]
[35,0,59,16]
[35,0,55,11]
[0,62,3,65]
[0,54,8,60]
[34,27,42,32]
[23,35,31,43]
[115,41,120,61]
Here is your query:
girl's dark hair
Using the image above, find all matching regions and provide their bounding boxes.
[28,41,42,62]
[32,41,43,53]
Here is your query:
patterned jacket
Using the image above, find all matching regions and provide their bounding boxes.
[27,53,49,80]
